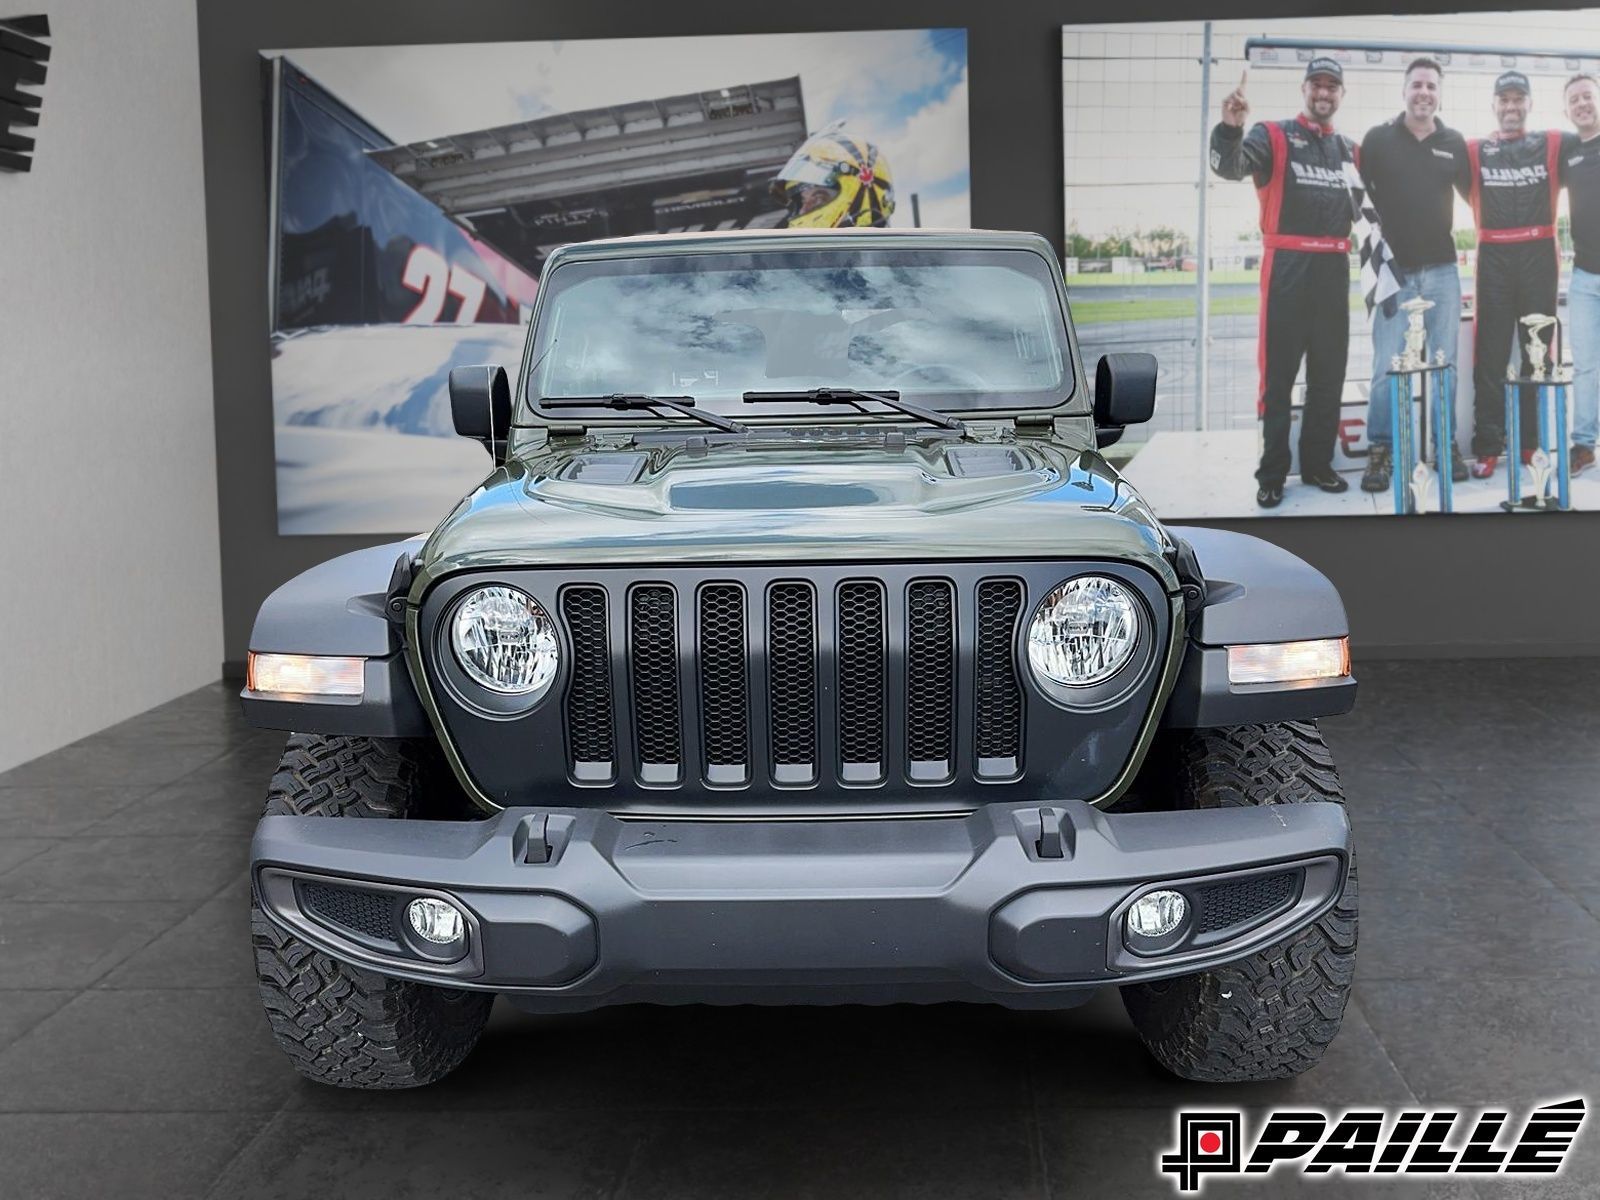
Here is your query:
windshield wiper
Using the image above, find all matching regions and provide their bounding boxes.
[741,387,966,433]
[539,394,747,434]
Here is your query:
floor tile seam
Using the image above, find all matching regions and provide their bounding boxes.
[0,836,258,850]
[199,1107,290,1200]
[0,898,207,908]
[0,893,252,904]
[1357,878,1573,893]
[1346,994,1421,1107]
[1353,970,1600,980]
[0,980,264,1059]
[1557,891,1600,930]
[1520,695,1588,723]
[1026,1101,1409,1115]
[1027,1098,1055,1200]
[279,1101,1044,1117]
[51,834,258,843]
[603,1119,648,1200]
[1474,824,1600,877]
[1354,885,1565,899]
[65,830,263,839]
[0,997,78,1054]
[89,983,264,992]
[136,741,247,792]
[1019,1043,1053,1200]
[0,1108,287,1117]
[0,840,65,882]
[0,782,164,794]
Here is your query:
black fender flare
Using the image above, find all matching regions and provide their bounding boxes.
[1163,528,1356,728]
[241,539,431,737]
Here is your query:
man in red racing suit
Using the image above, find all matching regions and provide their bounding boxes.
[1466,71,1564,477]
[1211,56,1356,509]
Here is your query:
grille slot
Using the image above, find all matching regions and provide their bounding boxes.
[629,585,682,784]
[300,882,396,944]
[1196,871,1299,934]
[698,584,749,785]
[767,583,818,785]
[836,580,887,783]
[540,567,1125,798]
[974,580,1024,778]
[560,586,615,782]
[905,580,955,781]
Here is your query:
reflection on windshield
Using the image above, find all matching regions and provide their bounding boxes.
[525,250,1073,415]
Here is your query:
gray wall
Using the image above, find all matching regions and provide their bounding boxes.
[198,0,1599,668]
[0,0,223,772]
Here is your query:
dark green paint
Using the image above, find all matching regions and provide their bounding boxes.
[402,229,1185,811]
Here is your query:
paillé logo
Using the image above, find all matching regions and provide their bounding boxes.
[1159,1098,1585,1193]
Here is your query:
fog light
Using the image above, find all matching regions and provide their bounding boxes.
[1127,889,1189,939]
[406,897,465,945]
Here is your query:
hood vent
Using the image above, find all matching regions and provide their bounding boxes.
[557,454,648,485]
[944,446,1029,478]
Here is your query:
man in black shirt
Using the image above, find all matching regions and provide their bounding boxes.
[1564,74,1600,477]
[1211,58,1356,509]
[1358,57,1471,494]
[1465,71,1564,478]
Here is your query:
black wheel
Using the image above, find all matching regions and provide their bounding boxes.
[1120,721,1358,1082]
[251,733,494,1089]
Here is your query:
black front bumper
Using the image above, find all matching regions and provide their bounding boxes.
[251,800,1350,1012]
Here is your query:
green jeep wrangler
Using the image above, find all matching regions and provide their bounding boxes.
[243,228,1357,1089]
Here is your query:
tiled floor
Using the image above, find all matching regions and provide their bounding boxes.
[0,663,1596,1198]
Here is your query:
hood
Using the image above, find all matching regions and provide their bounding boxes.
[415,431,1178,592]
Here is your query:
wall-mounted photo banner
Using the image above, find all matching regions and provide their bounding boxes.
[1064,14,1600,517]
[263,30,970,534]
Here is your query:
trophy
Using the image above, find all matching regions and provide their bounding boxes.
[1521,313,1558,381]
[1385,299,1459,515]
[1525,448,1556,510]
[1398,297,1435,371]
[1411,461,1437,515]
[1501,314,1573,513]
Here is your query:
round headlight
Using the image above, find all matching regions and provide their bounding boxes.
[450,586,559,695]
[1027,576,1140,687]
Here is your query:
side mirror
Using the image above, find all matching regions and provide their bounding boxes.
[1093,354,1158,442]
[450,364,512,462]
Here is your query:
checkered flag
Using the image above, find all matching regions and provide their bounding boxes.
[1345,161,1402,317]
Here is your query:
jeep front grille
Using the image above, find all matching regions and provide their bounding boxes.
[561,586,615,782]
[836,580,888,783]
[766,583,818,784]
[698,583,750,785]
[629,585,682,784]
[558,574,1025,792]
[974,580,1024,776]
[422,562,1171,812]
[905,580,956,781]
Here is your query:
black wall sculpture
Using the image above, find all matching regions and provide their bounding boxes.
[0,14,49,172]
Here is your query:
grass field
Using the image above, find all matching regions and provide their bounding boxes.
[1065,269,1268,287]
[1071,292,1367,324]
[1066,267,1480,289]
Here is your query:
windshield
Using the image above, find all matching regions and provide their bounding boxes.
[521,247,1076,420]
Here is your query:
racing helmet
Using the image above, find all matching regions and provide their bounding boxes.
[770,123,895,228]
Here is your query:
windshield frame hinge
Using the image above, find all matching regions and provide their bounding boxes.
[1013,413,1056,436]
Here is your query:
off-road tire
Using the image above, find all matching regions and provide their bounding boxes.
[251,733,494,1089]
[1120,720,1358,1082]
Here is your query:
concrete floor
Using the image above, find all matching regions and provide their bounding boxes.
[0,660,1596,1198]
